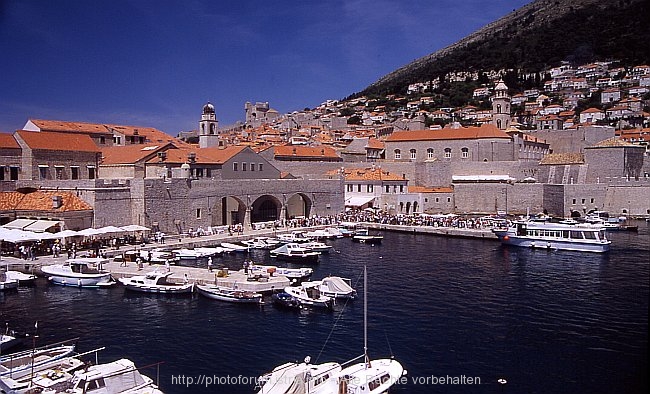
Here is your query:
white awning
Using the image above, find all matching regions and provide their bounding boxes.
[2,219,37,230]
[345,196,376,207]
[452,175,516,183]
[23,220,62,233]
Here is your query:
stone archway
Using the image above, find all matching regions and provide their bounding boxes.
[285,193,312,219]
[251,195,282,223]
[213,196,246,226]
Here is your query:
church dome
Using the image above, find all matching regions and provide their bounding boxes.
[495,80,508,91]
[202,102,215,114]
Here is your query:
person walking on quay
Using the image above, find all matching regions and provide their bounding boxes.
[207,256,213,272]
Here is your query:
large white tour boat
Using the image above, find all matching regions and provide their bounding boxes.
[492,221,611,253]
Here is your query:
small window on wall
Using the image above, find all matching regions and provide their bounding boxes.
[444,148,452,159]
[242,163,247,171]
[196,208,201,219]
[410,149,416,160]
[71,167,79,180]
[368,184,373,192]
[461,147,469,158]
[394,149,401,160]
[259,163,263,171]
[233,163,238,171]
[427,148,434,159]
[39,166,48,180]
[88,166,96,179]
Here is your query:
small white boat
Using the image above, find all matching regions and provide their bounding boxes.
[277,231,311,243]
[119,270,194,294]
[220,242,250,253]
[0,351,85,393]
[1,344,76,379]
[67,358,163,394]
[313,276,356,299]
[244,264,313,281]
[257,358,342,393]
[0,272,18,291]
[241,237,282,249]
[352,228,383,244]
[305,227,343,239]
[1,266,36,285]
[40,258,114,288]
[0,331,23,354]
[302,241,333,253]
[270,243,320,263]
[196,284,263,304]
[172,248,218,259]
[283,282,333,309]
[131,249,178,264]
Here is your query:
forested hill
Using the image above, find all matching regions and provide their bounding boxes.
[357,0,650,97]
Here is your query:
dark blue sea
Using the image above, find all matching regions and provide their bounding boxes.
[2,223,648,394]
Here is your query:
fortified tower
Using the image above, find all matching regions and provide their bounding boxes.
[199,102,219,148]
[492,80,511,130]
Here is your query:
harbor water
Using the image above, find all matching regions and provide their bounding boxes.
[1,223,648,393]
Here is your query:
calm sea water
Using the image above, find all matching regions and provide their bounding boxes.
[2,223,648,394]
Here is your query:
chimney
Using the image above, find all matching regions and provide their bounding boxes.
[52,195,63,209]
[157,151,167,162]
[188,152,196,163]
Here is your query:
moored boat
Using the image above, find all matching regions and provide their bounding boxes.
[271,292,302,310]
[283,282,333,309]
[220,242,250,253]
[351,228,383,244]
[302,241,333,253]
[119,270,194,294]
[313,276,356,299]
[40,258,114,288]
[243,263,313,282]
[196,284,262,304]
[492,220,611,253]
[241,237,282,249]
[0,272,18,291]
[67,358,163,394]
[270,243,320,263]
[1,343,76,379]
[276,231,311,244]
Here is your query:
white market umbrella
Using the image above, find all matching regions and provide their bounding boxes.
[120,224,150,232]
[96,225,127,234]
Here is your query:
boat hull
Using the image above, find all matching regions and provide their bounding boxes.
[121,282,194,294]
[197,285,262,303]
[493,228,611,253]
[41,271,113,288]
[351,235,383,244]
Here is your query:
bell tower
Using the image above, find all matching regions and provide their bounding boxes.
[492,80,511,130]
[199,102,219,148]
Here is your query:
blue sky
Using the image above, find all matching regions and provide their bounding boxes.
[0,0,530,135]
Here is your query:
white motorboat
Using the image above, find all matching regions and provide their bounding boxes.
[195,246,227,256]
[0,350,86,393]
[40,258,114,288]
[67,358,163,394]
[220,242,250,253]
[196,284,263,304]
[283,282,333,309]
[0,272,18,291]
[172,248,219,259]
[492,220,611,253]
[313,276,356,299]
[1,343,76,379]
[243,263,313,281]
[306,227,344,239]
[302,241,333,253]
[241,237,282,249]
[277,231,311,244]
[258,266,406,394]
[119,270,194,294]
[133,249,178,264]
[352,228,383,244]
[0,328,23,354]
[270,243,320,263]
[3,271,36,285]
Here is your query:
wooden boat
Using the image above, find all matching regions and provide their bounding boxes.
[119,270,194,294]
[196,284,262,304]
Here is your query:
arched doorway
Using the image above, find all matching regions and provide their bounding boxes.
[285,193,312,219]
[213,196,246,226]
[251,195,281,223]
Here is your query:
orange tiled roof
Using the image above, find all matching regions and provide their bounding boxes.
[408,186,454,193]
[146,145,247,165]
[28,119,112,135]
[366,138,385,149]
[589,137,638,148]
[0,133,20,149]
[101,144,173,165]
[107,124,188,145]
[274,145,341,160]
[1,191,92,212]
[340,167,405,181]
[386,124,510,142]
[16,130,99,152]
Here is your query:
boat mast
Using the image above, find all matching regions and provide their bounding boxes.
[364,264,369,367]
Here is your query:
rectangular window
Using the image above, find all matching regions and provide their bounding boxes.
[39,166,48,180]
[196,168,204,177]
[10,166,19,180]
[196,208,201,219]
[71,167,79,180]
[250,163,255,172]
[206,169,211,178]
[590,198,594,203]
[242,163,247,171]
[447,197,451,202]
[233,162,238,171]
[54,166,64,180]
[581,198,585,204]
[357,184,361,192]
[399,185,404,193]
[572,199,576,204]
[99,136,106,144]
[259,163,263,172]
[436,197,440,203]
[385,185,390,193]
[368,184,373,192]
[88,166,96,179]
[347,184,353,192]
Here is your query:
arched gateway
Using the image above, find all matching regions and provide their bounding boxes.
[212,193,312,227]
